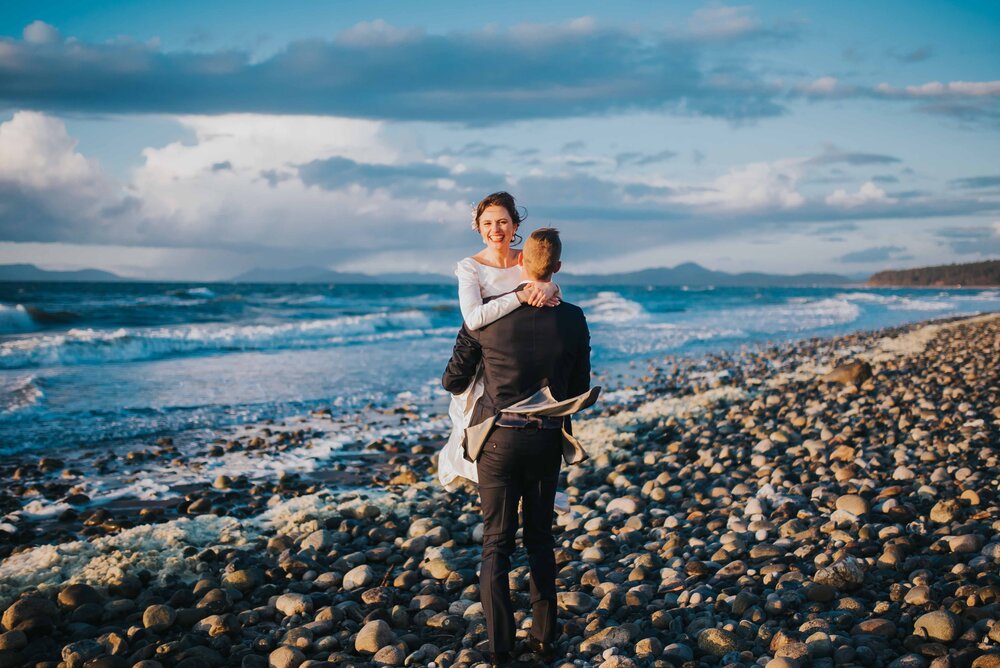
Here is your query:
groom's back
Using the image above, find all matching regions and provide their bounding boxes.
[471,302,590,424]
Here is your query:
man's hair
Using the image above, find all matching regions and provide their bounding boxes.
[523,228,561,280]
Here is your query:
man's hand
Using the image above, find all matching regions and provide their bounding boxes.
[517,281,561,307]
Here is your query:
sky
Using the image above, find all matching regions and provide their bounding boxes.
[0,0,998,280]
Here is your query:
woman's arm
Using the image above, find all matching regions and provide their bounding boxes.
[456,260,523,331]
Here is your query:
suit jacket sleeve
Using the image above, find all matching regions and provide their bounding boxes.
[565,311,592,436]
[441,325,483,395]
[568,311,592,398]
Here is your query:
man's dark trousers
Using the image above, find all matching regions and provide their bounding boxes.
[477,425,562,654]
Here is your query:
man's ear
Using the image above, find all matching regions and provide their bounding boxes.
[517,252,525,266]
[553,260,562,275]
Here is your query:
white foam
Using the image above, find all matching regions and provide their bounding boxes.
[0,490,404,607]
[863,312,999,363]
[834,292,951,311]
[0,374,44,415]
[185,287,216,298]
[0,304,37,333]
[579,292,648,324]
[0,310,433,369]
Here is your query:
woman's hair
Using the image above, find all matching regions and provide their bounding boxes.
[472,191,526,245]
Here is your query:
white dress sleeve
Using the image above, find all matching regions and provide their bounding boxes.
[455,259,522,331]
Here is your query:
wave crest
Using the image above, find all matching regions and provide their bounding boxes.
[0,310,432,369]
[0,304,37,334]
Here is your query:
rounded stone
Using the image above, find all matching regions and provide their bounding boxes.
[835,494,869,516]
[268,645,305,668]
[222,569,260,593]
[57,584,102,610]
[142,604,177,633]
[372,645,405,666]
[913,610,961,643]
[355,619,395,654]
[606,497,639,515]
[343,565,375,591]
[0,630,27,651]
[2,596,59,631]
[904,586,931,605]
[275,593,312,617]
[697,628,740,657]
[766,659,799,668]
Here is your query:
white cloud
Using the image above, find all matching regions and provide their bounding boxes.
[825,181,897,208]
[0,111,125,241]
[336,19,423,47]
[22,20,61,45]
[0,112,104,190]
[688,5,758,38]
[800,76,839,94]
[876,80,1000,97]
[669,159,805,211]
[0,112,469,255]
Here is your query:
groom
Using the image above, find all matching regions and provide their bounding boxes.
[442,228,597,666]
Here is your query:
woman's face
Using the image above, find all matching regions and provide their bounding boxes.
[477,205,517,250]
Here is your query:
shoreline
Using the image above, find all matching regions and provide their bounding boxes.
[1,311,998,666]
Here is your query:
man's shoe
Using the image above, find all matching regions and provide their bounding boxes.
[488,651,512,667]
[527,637,556,661]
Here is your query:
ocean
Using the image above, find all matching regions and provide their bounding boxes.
[2,281,998,457]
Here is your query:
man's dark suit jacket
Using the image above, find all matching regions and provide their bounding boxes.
[441,298,591,446]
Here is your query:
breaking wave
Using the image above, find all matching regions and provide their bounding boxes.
[0,310,433,369]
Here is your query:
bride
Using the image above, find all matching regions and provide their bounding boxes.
[438,192,567,506]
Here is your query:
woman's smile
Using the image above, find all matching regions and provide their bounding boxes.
[478,204,517,249]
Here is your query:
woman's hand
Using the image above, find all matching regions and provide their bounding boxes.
[518,281,561,307]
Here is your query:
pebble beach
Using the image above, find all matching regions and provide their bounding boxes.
[1,311,999,668]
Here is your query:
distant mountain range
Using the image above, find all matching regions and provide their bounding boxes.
[867,259,999,287]
[229,262,853,286]
[0,263,126,282]
[558,262,852,287]
[0,262,857,286]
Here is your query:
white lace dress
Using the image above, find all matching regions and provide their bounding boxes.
[438,258,523,490]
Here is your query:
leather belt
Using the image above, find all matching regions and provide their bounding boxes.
[495,412,564,429]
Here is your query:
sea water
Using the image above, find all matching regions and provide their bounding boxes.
[1,281,998,454]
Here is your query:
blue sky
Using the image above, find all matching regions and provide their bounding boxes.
[0,1,998,279]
